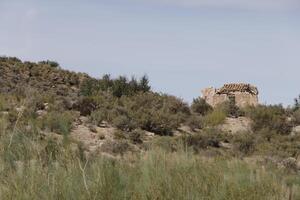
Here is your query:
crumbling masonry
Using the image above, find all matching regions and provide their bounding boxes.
[202,83,259,108]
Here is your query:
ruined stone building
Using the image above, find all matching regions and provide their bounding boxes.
[202,83,259,108]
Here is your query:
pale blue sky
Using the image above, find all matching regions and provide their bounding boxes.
[0,0,299,105]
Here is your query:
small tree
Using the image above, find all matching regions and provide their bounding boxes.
[138,75,151,92]
[112,76,129,97]
[294,95,300,111]
[38,60,60,68]
[100,74,113,91]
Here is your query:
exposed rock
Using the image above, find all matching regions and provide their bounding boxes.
[79,116,89,124]
[0,111,9,116]
[70,124,116,154]
[88,125,98,133]
[177,125,193,134]
[36,110,47,117]
[43,103,49,110]
[16,106,25,113]
[219,141,233,149]
[219,117,252,134]
[144,131,155,137]
[99,121,109,128]
[291,126,300,136]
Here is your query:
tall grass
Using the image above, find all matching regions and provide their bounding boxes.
[0,130,298,199]
[0,113,299,199]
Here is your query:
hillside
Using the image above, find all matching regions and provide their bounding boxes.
[0,57,87,96]
[0,57,300,199]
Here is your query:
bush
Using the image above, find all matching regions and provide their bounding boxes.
[234,134,255,155]
[44,138,60,161]
[0,116,8,136]
[149,136,180,152]
[80,75,151,97]
[113,130,127,140]
[191,97,212,115]
[245,105,292,135]
[182,131,221,152]
[43,111,74,135]
[0,96,5,111]
[186,115,204,131]
[292,109,300,125]
[75,97,98,116]
[217,101,242,118]
[112,115,137,131]
[129,129,144,144]
[293,94,300,111]
[113,93,189,135]
[100,140,131,155]
[256,128,278,142]
[90,110,106,126]
[38,60,60,68]
[203,110,226,127]
[0,94,13,112]
[80,78,100,96]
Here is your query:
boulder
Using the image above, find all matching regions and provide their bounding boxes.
[219,142,233,149]
[219,117,252,134]
[291,126,300,136]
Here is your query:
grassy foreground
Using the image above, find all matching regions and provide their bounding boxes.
[0,134,299,200]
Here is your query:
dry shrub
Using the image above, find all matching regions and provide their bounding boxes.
[191,97,212,115]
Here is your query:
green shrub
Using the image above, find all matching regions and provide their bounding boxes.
[203,110,226,127]
[38,60,60,68]
[245,105,292,135]
[182,132,221,152]
[292,109,300,125]
[44,138,60,161]
[112,115,137,131]
[80,78,101,96]
[233,134,255,155]
[112,93,189,135]
[113,130,127,140]
[75,97,98,116]
[0,96,5,111]
[191,97,212,115]
[0,116,8,136]
[80,75,151,97]
[129,129,144,144]
[90,110,106,126]
[217,100,242,118]
[149,136,180,152]
[43,111,74,135]
[293,94,300,111]
[0,94,13,112]
[100,140,131,155]
[256,128,278,142]
[186,115,204,131]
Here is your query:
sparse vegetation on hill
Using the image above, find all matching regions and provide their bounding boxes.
[0,56,300,199]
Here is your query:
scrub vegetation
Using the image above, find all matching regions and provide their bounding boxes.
[0,56,300,199]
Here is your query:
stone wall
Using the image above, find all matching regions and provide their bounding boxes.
[202,87,229,107]
[234,92,259,107]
